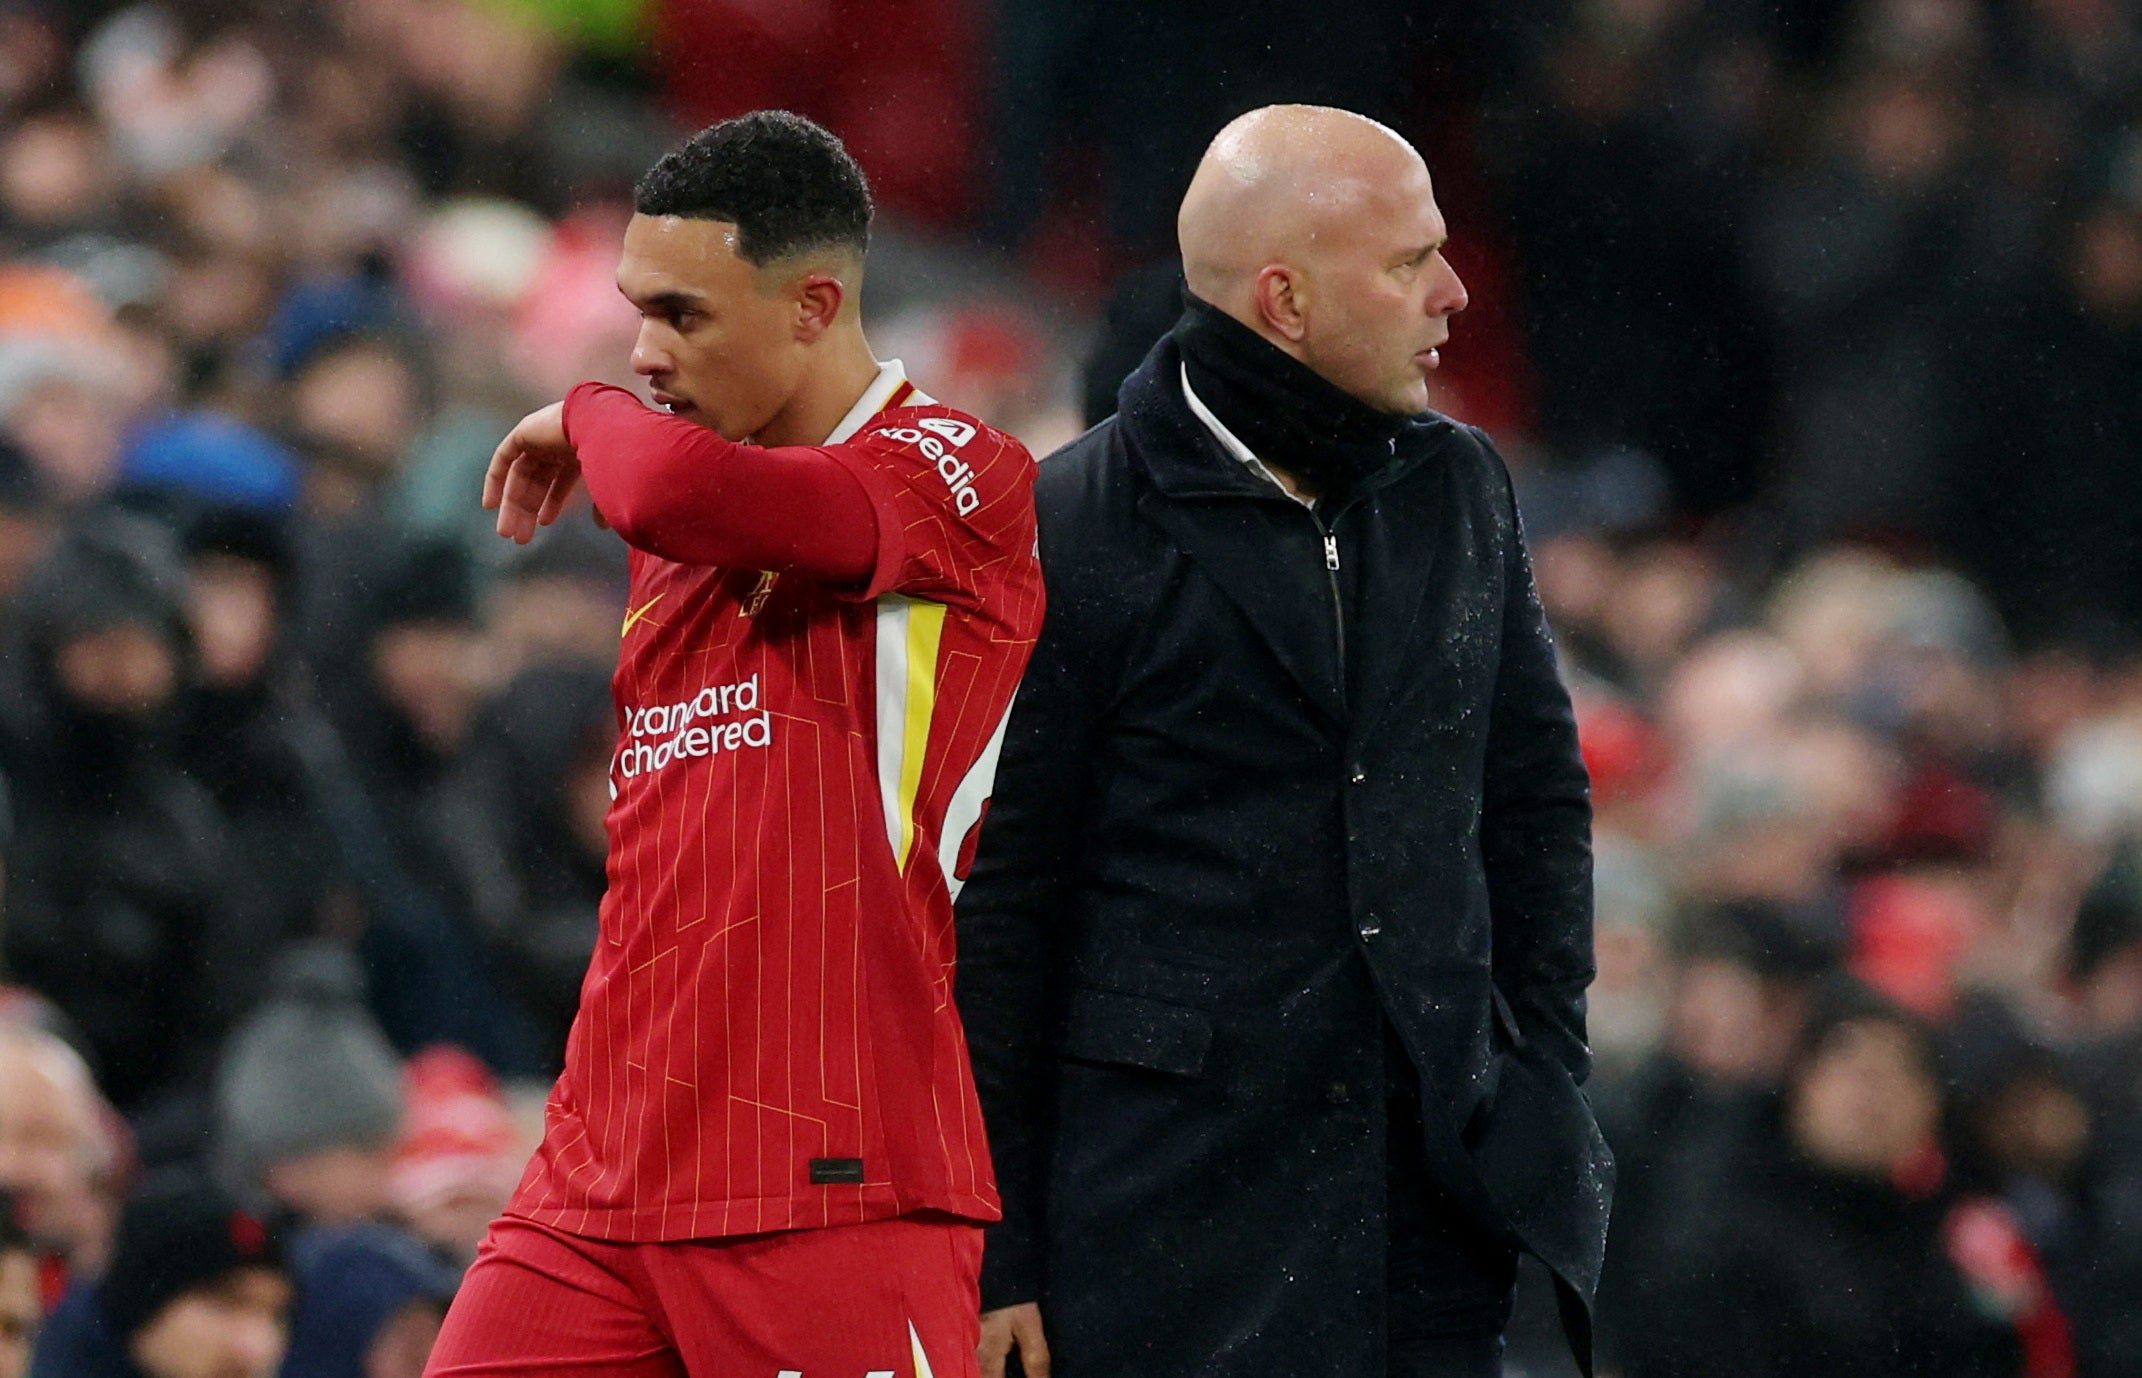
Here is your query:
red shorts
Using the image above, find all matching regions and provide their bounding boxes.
[424,1213,982,1377]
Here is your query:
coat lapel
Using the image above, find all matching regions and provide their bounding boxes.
[1118,342,1347,726]
[1134,492,1346,724]
[1345,433,1459,739]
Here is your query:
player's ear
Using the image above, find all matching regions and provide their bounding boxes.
[793,271,846,342]
[1255,264,1309,343]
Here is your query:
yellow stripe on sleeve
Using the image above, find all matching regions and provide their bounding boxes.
[893,600,947,870]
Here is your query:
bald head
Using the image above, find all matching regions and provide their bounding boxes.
[0,1027,118,1268]
[1175,105,1467,415]
[1179,106,1427,309]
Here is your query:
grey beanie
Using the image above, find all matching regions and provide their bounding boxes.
[217,943,404,1187]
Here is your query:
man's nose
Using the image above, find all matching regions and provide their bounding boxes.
[1435,261,1469,317]
[630,326,669,377]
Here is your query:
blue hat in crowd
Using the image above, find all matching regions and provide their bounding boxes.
[280,1223,460,1378]
[263,272,407,379]
[120,412,301,512]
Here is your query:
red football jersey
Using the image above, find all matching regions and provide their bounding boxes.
[509,362,1043,1242]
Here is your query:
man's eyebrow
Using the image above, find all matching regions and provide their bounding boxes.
[624,288,708,313]
[1405,237,1448,266]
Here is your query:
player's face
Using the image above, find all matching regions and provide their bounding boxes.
[618,214,811,442]
[1295,166,1466,415]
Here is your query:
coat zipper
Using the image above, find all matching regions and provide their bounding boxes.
[1311,508,1345,688]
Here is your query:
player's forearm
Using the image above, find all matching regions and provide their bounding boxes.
[564,382,879,580]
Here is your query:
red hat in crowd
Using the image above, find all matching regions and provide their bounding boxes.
[389,1047,523,1220]
[1849,872,1983,1019]
[1574,693,1666,809]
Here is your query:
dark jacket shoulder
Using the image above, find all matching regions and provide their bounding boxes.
[1033,417,1136,536]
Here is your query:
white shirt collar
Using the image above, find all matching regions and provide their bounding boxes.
[1179,363,1313,508]
[824,358,931,444]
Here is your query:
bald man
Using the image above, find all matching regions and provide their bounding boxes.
[957,107,1610,1378]
[0,1027,121,1286]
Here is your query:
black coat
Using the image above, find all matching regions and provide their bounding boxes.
[956,339,1611,1378]
[4,716,227,1111]
[1593,1057,1773,1378]
[1643,1104,2023,1378]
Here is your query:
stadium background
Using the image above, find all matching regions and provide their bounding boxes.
[0,0,2138,1374]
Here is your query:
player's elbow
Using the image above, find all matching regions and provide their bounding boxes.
[585,451,707,558]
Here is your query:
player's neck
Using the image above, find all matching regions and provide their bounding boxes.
[755,326,884,449]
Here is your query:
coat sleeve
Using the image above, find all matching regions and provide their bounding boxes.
[953,481,1114,1311]
[1474,427,1597,1084]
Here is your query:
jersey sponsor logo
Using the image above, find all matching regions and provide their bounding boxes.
[616,673,772,780]
[874,417,981,516]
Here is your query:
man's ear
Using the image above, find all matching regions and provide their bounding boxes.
[794,271,847,341]
[1254,264,1308,343]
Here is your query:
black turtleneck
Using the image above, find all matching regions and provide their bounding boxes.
[1171,290,1418,498]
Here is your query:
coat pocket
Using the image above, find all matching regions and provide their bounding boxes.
[1488,983,1527,1051]
[1056,987,1215,1078]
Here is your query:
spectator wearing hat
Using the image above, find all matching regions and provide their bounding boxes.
[215,944,404,1228]
[312,538,545,1073]
[477,522,628,685]
[0,1193,38,1378]
[285,333,431,522]
[281,1222,457,1378]
[330,538,484,815]
[172,508,348,1030]
[1595,898,1844,1376]
[29,1174,291,1378]
[435,659,614,1065]
[0,333,129,513]
[386,1047,525,1268]
[257,532,538,1072]
[279,332,442,698]
[0,514,228,1112]
[117,414,301,515]
[1647,981,2033,1378]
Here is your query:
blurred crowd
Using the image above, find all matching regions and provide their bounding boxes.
[1479,4,2142,1376]
[0,0,694,1373]
[0,0,2135,1375]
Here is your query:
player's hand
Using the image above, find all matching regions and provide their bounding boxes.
[979,1302,1049,1378]
[484,401,607,542]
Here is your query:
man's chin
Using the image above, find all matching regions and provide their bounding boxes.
[1378,381,1433,417]
[691,410,748,441]
[693,406,764,443]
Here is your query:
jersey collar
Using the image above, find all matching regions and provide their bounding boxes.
[824,359,929,444]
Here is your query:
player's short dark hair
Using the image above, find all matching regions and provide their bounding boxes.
[635,111,872,265]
